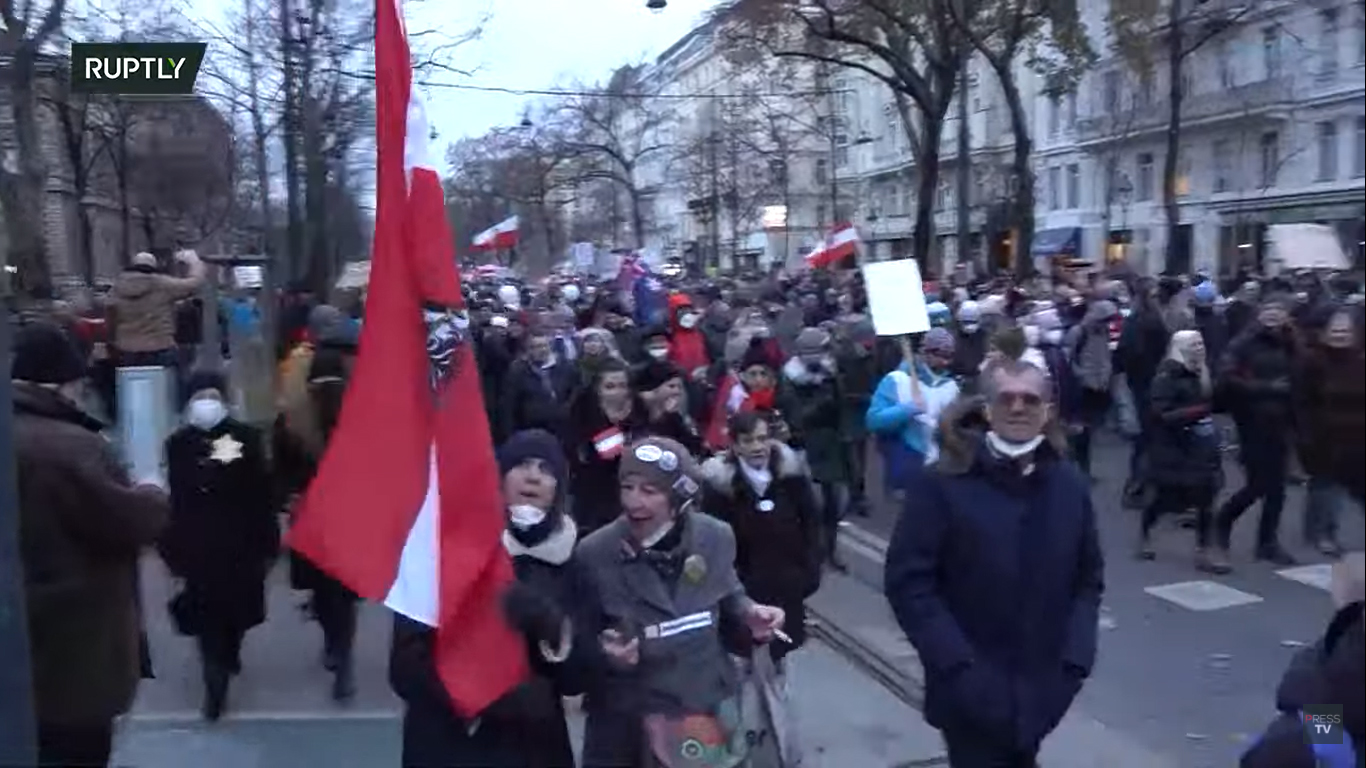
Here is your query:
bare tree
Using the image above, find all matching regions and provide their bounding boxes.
[947,0,1095,268]
[0,0,67,297]
[1109,0,1261,272]
[555,64,676,249]
[721,0,970,267]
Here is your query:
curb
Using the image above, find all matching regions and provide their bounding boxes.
[807,608,925,710]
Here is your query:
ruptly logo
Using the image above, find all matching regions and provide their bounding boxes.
[70,42,207,96]
[1303,706,1345,745]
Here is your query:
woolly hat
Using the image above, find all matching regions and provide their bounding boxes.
[632,360,681,392]
[794,326,830,356]
[11,322,86,385]
[619,436,701,506]
[956,300,982,324]
[739,337,774,372]
[922,327,956,356]
[183,368,228,405]
[308,304,346,340]
[1261,292,1294,311]
[498,429,568,490]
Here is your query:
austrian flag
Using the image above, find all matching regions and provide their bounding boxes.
[285,0,526,717]
[805,223,861,269]
[471,215,519,251]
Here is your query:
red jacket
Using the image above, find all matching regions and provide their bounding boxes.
[666,293,710,374]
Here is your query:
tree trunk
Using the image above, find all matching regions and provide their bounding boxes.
[911,115,945,268]
[628,185,645,249]
[1161,0,1185,276]
[994,64,1036,278]
[117,138,133,262]
[0,53,53,298]
[279,0,306,283]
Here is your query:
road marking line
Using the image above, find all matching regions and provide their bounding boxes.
[1144,580,1263,611]
[1275,563,1333,592]
[837,532,887,565]
[122,710,400,724]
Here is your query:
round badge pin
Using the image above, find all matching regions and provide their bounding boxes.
[757,499,775,512]
[635,444,663,462]
[658,451,678,472]
[683,554,708,584]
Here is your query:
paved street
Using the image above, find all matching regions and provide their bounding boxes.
[114,555,946,767]
[836,429,1364,768]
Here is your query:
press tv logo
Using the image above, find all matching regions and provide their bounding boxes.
[70,42,207,96]
[1303,706,1345,745]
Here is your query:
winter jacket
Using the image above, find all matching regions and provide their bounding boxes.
[501,357,577,438]
[834,344,878,442]
[1116,307,1170,394]
[161,419,278,635]
[1064,303,1116,392]
[866,360,960,461]
[776,357,847,484]
[884,397,1103,751]
[389,519,592,768]
[110,266,204,353]
[14,382,168,726]
[1145,359,1222,490]
[1294,343,1366,501]
[1241,602,1364,768]
[666,293,710,376]
[1217,325,1297,433]
[701,444,823,662]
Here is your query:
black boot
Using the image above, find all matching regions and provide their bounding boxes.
[202,661,230,722]
[331,653,356,702]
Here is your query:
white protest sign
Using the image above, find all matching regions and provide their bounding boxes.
[1269,223,1349,271]
[862,259,930,336]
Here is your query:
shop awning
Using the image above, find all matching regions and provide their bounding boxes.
[1031,227,1081,257]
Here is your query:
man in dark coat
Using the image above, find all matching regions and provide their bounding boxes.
[12,322,169,766]
[501,328,577,438]
[884,361,1104,766]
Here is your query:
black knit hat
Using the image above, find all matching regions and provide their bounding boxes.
[632,360,681,393]
[497,429,568,490]
[183,368,228,405]
[739,337,773,373]
[11,322,86,384]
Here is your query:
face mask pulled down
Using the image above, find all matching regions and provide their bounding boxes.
[507,504,547,530]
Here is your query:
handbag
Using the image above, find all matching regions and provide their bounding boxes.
[737,651,802,768]
[642,693,748,768]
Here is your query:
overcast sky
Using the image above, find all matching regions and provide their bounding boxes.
[406,0,715,148]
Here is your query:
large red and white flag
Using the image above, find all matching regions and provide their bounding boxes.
[286,0,526,717]
[804,222,860,269]
[471,215,520,251]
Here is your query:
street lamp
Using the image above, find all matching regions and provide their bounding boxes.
[646,0,667,11]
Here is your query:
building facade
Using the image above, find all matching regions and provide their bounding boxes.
[627,0,1364,275]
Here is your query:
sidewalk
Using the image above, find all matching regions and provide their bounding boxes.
[807,566,1181,768]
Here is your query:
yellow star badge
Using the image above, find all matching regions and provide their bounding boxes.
[209,434,244,464]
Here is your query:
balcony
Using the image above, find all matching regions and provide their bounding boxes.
[1077,76,1294,142]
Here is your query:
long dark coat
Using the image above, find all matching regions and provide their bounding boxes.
[776,357,848,485]
[389,520,592,768]
[1145,359,1222,490]
[700,444,823,661]
[160,419,278,634]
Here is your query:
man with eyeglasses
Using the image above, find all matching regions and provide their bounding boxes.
[883,360,1105,767]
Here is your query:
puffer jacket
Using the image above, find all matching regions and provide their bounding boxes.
[110,267,204,352]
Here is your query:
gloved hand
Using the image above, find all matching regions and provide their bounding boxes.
[500,581,566,651]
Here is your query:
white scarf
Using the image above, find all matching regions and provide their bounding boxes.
[738,459,772,497]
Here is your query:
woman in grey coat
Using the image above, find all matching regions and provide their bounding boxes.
[576,436,787,768]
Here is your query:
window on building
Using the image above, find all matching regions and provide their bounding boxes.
[1047,166,1061,209]
[1065,163,1080,208]
[937,178,953,211]
[1048,95,1061,137]
[1102,70,1121,112]
[1105,157,1120,201]
[1263,27,1281,79]
[1259,131,1280,188]
[835,144,849,167]
[1215,41,1235,88]
[1321,8,1340,76]
[1317,121,1339,180]
[1179,68,1194,98]
[1136,153,1155,201]
[1212,139,1232,192]
[768,158,787,189]
[816,203,827,228]
[1065,93,1077,128]
[814,159,828,185]
[1355,116,1365,178]
[1136,74,1154,108]
[1175,154,1192,196]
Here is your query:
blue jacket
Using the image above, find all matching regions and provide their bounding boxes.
[865,361,958,455]
[883,400,1104,750]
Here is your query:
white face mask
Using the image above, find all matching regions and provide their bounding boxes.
[507,504,547,530]
[960,322,979,334]
[678,313,698,329]
[1043,329,1064,345]
[647,347,670,360]
[186,398,227,430]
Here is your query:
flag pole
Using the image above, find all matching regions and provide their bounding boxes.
[0,300,38,767]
